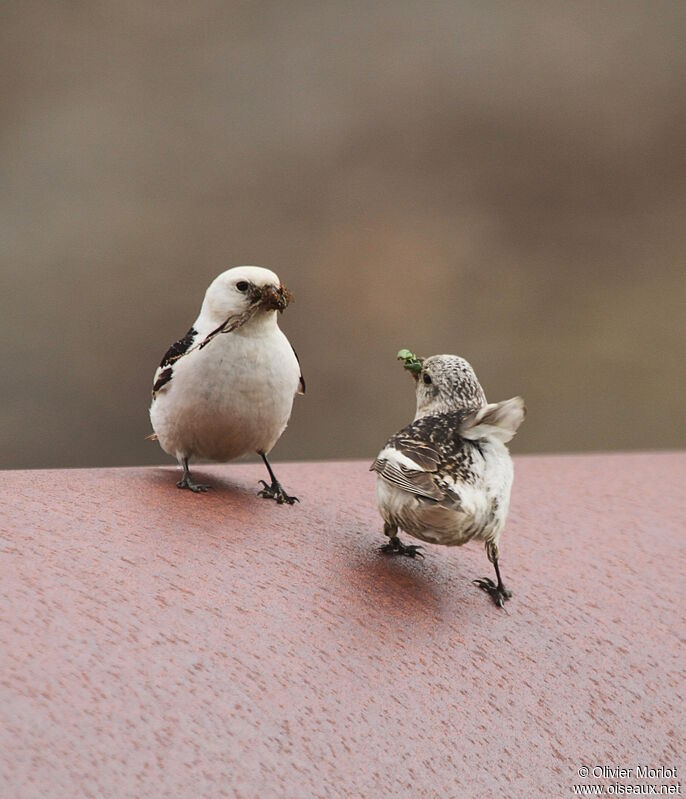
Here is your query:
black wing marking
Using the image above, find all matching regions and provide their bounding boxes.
[152,326,197,395]
[291,344,306,394]
[159,326,198,369]
[153,367,174,393]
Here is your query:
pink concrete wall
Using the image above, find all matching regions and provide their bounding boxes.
[1,453,684,797]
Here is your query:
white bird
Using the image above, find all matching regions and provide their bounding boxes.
[149,266,305,504]
[371,350,525,606]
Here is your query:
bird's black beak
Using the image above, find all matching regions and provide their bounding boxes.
[258,284,293,313]
[397,349,424,380]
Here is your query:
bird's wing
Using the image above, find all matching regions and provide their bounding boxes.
[391,436,442,470]
[152,326,198,395]
[290,344,306,394]
[371,441,446,502]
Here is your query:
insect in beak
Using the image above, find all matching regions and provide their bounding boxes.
[397,348,424,379]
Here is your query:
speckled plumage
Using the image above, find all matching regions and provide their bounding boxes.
[372,352,525,606]
[380,410,482,485]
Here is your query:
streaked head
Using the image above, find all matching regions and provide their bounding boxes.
[201,266,293,325]
[398,349,487,417]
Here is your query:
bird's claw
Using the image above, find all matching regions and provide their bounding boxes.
[257,480,299,505]
[473,577,512,608]
[176,478,211,493]
[380,538,425,559]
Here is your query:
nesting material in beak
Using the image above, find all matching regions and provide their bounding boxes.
[258,284,293,312]
[397,348,424,378]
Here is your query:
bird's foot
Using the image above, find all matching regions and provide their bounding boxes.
[380,536,425,559]
[473,577,512,608]
[176,476,211,493]
[258,480,299,505]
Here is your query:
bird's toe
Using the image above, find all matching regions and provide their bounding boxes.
[257,481,298,505]
[176,478,211,493]
[381,539,425,559]
[473,577,512,607]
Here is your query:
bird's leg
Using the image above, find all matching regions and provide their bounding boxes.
[176,457,211,493]
[473,541,512,607]
[380,522,424,559]
[257,452,299,505]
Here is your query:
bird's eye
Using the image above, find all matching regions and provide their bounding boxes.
[236,281,250,292]
[423,373,432,385]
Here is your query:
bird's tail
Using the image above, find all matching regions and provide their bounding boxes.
[460,397,526,444]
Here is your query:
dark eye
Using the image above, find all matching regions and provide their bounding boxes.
[236,281,250,292]
[423,373,432,385]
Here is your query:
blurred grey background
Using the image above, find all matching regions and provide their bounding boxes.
[2,1,685,469]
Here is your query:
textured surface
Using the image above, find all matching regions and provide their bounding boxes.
[1,453,684,798]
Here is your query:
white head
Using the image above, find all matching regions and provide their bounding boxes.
[199,266,293,327]
[399,350,487,418]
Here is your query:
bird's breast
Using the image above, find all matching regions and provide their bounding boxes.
[150,326,300,461]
